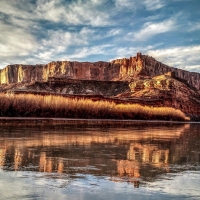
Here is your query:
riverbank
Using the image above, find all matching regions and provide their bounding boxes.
[0,117,199,126]
[0,93,189,121]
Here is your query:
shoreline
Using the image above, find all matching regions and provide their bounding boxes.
[0,117,199,125]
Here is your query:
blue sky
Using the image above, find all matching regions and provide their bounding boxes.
[0,0,200,72]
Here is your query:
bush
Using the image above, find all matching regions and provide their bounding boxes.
[0,93,189,121]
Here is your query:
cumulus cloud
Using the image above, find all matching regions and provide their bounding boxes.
[146,45,200,72]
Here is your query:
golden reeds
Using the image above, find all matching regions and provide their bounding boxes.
[0,93,189,120]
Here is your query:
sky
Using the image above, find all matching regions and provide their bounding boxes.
[0,0,200,72]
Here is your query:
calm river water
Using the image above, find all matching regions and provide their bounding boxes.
[0,122,200,199]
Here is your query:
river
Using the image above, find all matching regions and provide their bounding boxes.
[0,121,200,199]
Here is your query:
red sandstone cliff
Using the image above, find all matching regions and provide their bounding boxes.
[0,53,200,120]
[1,53,200,90]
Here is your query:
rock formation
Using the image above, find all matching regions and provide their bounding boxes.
[0,61,121,84]
[1,53,200,90]
[123,73,200,119]
[0,53,200,120]
[0,64,44,84]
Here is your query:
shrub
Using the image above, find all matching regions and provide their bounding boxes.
[0,93,189,121]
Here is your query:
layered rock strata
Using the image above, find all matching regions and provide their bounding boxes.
[1,53,200,90]
[123,73,200,120]
[1,53,200,120]
[0,61,120,84]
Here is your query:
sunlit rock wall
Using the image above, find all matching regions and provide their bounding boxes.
[0,64,44,84]
[42,61,121,81]
[142,55,200,90]
[0,53,200,90]
[112,53,145,79]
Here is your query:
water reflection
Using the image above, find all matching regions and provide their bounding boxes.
[0,123,200,188]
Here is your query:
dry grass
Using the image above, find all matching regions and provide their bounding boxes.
[0,93,189,121]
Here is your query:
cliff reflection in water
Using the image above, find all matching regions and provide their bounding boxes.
[0,123,200,187]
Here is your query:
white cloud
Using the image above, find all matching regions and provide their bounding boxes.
[109,44,163,61]
[146,45,200,72]
[188,21,200,32]
[35,27,98,62]
[115,0,137,10]
[115,0,165,11]
[0,21,37,58]
[115,47,138,57]
[107,47,138,61]
[35,0,66,23]
[184,65,200,71]
[0,0,113,27]
[143,0,165,10]
[0,1,34,20]
[68,44,113,60]
[0,15,101,66]
[147,172,200,198]
[106,29,123,37]
[64,0,112,26]
[0,0,199,73]
[132,19,175,41]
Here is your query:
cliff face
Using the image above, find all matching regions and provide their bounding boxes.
[0,61,121,84]
[1,53,200,119]
[42,61,122,81]
[123,73,200,119]
[142,55,200,90]
[111,53,200,90]
[0,64,44,84]
[112,53,144,79]
[1,53,200,90]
